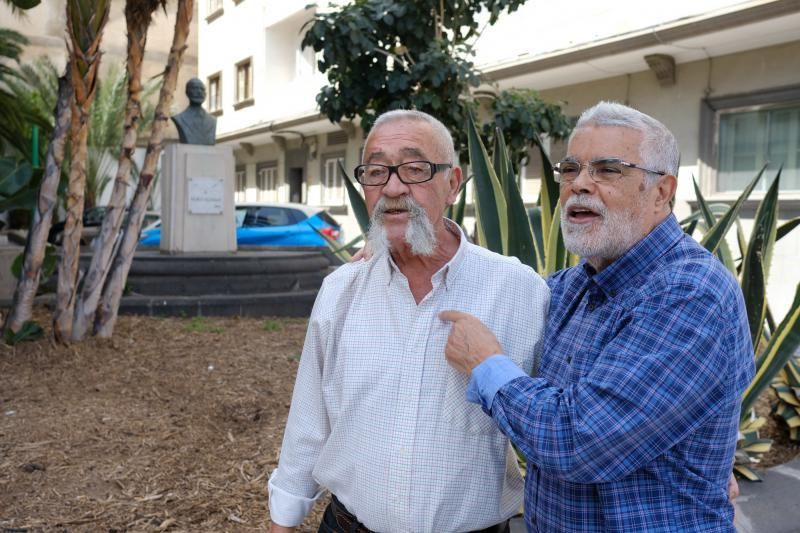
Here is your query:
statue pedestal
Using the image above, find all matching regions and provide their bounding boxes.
[161,143,236,254]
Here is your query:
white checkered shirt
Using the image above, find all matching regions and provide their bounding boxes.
[269,225,549,532]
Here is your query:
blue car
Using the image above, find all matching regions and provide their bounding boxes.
[139,202,342,247]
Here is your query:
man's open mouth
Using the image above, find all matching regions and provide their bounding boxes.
[567,205,601,222]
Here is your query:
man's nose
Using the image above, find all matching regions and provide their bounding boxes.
[381,169,410,196]
[568,164,596,194]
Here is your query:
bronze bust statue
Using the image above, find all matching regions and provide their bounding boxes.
[171,78,217,146]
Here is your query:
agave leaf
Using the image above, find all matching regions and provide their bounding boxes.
[733,464,762,481]
[700,166,765,257]
[692,177,736,273]
[741,282,800,421]
[468,113,506,254]
[743,169,781,281]
[527,206,545,273]
[338,160,369,236]
[533,136,558,251]
[495,128,536,269]
[544,204,567,276]
[777,217,800,242]
[741,253,766,350]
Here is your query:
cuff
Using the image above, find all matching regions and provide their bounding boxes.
[466,354,526,411]
[268,470,325,527]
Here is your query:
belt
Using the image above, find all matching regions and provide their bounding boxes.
[327,495,510,533]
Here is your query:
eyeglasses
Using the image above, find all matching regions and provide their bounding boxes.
[552,158,666,184]
[354,161,452,186]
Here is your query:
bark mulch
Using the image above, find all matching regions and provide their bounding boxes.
[1,310,327,532]
[1,309,797,531]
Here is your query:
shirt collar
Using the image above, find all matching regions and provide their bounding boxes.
[382,218,466,292]
[588,214,684,297]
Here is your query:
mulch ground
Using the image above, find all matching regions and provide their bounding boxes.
[1,308,798,532]
[0,310,328,532]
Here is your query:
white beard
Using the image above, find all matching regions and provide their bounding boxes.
[367,196,437,257]
[560,194,644,265]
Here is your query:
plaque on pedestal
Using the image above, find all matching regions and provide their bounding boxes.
[160,143,236,254]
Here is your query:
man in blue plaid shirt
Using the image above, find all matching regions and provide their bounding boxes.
[442,102,754,532]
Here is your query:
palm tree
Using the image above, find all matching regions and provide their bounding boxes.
[52,0,111,342]
[3,72,71,336]
[95,0,195,338]
[71,0,166,341]
[0,28,51,161]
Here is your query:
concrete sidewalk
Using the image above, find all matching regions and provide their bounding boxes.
[509,458,800,532]
[735,457,800,533]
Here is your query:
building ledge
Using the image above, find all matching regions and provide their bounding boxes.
[206,7,223,23]
[233,98,255,111]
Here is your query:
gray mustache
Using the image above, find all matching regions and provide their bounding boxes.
[373,196,424,219]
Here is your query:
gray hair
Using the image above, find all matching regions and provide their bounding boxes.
[571,101,680,184]
[366,109,458,166]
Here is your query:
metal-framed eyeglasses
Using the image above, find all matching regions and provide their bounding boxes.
[552,158,666,184]
[354,161,452,186]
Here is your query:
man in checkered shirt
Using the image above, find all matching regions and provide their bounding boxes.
[442,102,754,532]
[268,110,549,533]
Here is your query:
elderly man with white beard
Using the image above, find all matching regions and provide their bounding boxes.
[268,110,549,533]
[441,101,754,532]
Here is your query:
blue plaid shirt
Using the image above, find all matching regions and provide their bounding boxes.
[468,215,754,532]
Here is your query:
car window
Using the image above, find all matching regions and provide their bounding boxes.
[316,211,340,228]
[235,208,247,228]
[241,207,294,227]
[287,208,307,224]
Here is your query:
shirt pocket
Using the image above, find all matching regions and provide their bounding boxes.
[442,367,499,435]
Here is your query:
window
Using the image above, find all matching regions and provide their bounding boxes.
[235,58,253,109]
[322,155,345,205]
[701,85,800,193]
[718,105,800,192]
[235,165,246,202]
[256,163,278,202]
[295,41,317,78]
[207,73,221,114]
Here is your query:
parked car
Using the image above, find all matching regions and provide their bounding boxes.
[138,202,343,248]
[48,206,159,246]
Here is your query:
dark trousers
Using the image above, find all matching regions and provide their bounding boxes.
[318,494,511,533]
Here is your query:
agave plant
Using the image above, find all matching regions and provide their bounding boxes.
[771,357,800,444]
[685,169,800,480]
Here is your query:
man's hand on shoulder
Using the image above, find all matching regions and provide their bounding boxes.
[439,310,503,374]
[350,242,371,262]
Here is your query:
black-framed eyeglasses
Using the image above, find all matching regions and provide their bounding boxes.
[354,161,452,186]
[553,158,666,184]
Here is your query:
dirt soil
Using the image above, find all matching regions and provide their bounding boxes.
[1,309,798,532]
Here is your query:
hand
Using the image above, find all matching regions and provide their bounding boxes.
[439,310,503,375]
[350,242,371,262]
[270,523,295,533]
[728,472,739,502]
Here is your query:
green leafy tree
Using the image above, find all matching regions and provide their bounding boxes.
[301,0,569,166]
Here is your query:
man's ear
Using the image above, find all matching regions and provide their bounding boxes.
[655,173,677,211]
[446,166,463,205]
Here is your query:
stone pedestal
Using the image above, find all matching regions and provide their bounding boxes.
[161,143,236,254]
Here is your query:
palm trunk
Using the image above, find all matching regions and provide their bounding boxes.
[2,74,72,336]
[94,0,194,338]
[52,0,111,342]
[72,0,164,341]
